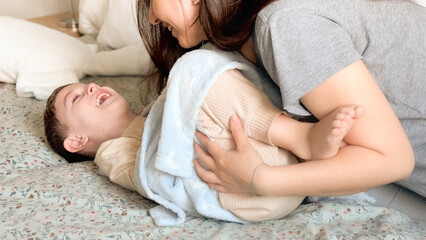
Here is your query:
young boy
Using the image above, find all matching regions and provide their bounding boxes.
[44,69,362,222]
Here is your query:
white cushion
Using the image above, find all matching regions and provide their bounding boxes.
[83,45,154,76]
[78,0,109,34]
[96,0,142,49]
[413,0,426,7]
[0,16,97,99]
[16,70,79,100]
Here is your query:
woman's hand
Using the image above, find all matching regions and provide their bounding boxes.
[194,115,264,193]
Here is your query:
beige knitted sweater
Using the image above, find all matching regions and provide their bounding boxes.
[95,69,305,221]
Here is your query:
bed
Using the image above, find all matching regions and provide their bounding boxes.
[2,77,426,239]
[1,1,426,239]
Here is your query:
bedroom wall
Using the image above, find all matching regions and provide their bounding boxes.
[0,0,79,19]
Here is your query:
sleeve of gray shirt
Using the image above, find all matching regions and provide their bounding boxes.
[254,8,362,116]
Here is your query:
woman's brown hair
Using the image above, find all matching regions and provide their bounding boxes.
[137,0,273,95]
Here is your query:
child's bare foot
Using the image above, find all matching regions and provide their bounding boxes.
[308,105,364,160]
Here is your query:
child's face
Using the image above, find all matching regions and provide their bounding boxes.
[54,83,136,151]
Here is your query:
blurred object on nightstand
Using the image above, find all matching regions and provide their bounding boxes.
[28,12,81,38]
[58,0,78,29]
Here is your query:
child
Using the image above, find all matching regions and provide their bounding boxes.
[44,69,362,222]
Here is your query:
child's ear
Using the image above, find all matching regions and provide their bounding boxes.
[63,136,89,153]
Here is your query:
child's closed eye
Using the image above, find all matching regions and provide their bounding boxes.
[72,95,80,103]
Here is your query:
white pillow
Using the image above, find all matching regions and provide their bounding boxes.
[0,16,97,99]
[83,45,154,76]
[96,0,142,49]
[78,0,109,34]
[16,70,79,100]
[412,0,426,7]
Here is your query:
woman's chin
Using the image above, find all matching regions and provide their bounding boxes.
[178,42,193,49]
[177,38,200,49]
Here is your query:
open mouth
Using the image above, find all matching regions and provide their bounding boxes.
[96,91,111,106]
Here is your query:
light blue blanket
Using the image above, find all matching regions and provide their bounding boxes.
[133,45,282,226]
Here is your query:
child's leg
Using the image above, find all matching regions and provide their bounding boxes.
[269,105,364,160]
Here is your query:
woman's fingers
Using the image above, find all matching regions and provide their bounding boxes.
[207,183,228,193]
[229,114,249,151]
[195,131,224,159]
[193,159,218,182]
[193,115,263,194]
[194,141,216,171]
[193,159,229,192]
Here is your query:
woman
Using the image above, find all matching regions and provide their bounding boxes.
[137,0,426,218]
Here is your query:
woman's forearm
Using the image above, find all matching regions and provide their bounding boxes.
[255,144,413,197]
[272,60,416,196]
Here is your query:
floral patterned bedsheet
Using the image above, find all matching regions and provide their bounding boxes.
[1,77,425,239]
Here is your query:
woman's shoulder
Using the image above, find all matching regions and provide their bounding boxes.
[258,0,354,23]
[257,0,324,20]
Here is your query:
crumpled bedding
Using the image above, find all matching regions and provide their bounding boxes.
[1,76,425,239]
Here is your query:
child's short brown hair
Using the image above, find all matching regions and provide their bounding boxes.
[43,84,93,163]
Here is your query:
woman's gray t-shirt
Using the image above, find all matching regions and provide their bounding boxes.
[253,0,425,197]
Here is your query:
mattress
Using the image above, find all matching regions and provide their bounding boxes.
[1,75,425,239]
